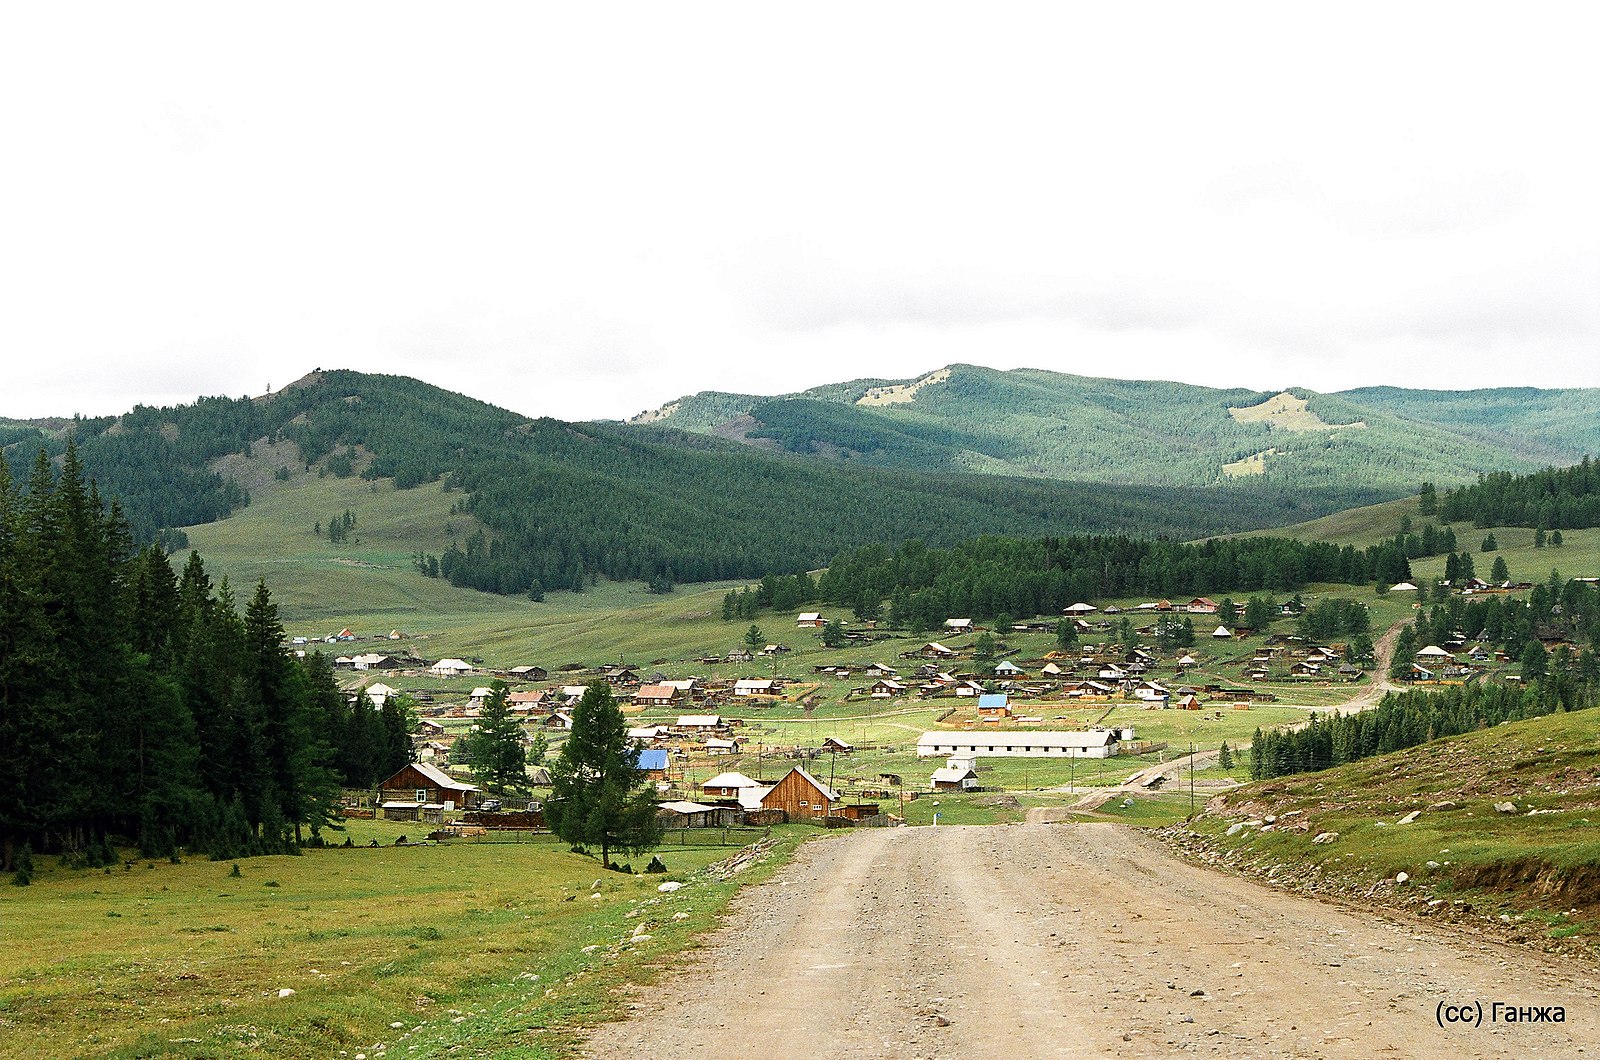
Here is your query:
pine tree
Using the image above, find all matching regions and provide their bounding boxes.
[546,683,663,869]
[460,682,528,794]
[1217,742,1234,770]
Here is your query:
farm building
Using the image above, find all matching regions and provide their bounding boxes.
[759,766,841,821]
[929,756,980,792]
[869,678,908,697]
[430,658,472,677]
[704,736,740,754]
[635,748,671,780]
[915,730,1122,759]
[943,618,974,634]
[734,680,778,697]
[508,664,548,681]
[796,612,826,627]
[378,762,481,817]
[354,682,398,708]
[676,714,723,729]
[702,771,763,800]
[657,801,742,828]
[633,683,683,707]
[977,693,1010,717]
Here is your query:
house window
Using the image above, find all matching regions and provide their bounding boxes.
[799,800,809,808]
[415,788,427,802]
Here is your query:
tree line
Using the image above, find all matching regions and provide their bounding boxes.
[1435,455,1600,529]
[810,533,1411,631]
[1,445,412,876]
[1249,679,1595,781]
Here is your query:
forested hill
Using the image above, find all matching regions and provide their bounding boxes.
[626,364,1594,495]
[0,371,1383,597]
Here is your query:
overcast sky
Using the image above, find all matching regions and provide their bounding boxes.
[3,3,1596,423]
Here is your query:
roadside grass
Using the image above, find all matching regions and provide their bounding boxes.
[1175,706,1600,951]
[1078,794,1197,828]
[0,825,812,1060]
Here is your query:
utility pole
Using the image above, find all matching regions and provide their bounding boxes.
[1189,741,1196,817]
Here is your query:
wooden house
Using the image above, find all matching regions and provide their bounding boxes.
[702,771,762,800]
[633,683,683,708]
[759,766,841,821]
[796,612,826,628]
[378,762,481,817]
[429,658,472,677]
[929,756,980,792]
[976,693,1010,717]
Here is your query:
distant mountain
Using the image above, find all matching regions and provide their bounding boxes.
[1,371,1381,597]
[627,364,1597,494]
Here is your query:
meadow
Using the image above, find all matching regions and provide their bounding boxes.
[0,819,813,1060]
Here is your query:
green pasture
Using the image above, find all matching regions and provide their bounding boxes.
[0,823,811,1060]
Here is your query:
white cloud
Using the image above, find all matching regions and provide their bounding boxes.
[1,2,1597,422]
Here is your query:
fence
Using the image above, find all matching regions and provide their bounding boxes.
[443,826,769,848]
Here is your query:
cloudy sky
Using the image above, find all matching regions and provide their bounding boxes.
[2,3,1596,422]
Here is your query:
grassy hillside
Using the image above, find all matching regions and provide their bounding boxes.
[627,363,1570,497]
[1167,707,1600,957]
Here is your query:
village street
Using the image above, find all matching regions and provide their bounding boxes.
[582,824,1597,1059]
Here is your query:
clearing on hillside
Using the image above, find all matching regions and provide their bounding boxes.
[1229,391,1366,432]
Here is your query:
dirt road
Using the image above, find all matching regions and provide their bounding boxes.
[583,824,1595,1058]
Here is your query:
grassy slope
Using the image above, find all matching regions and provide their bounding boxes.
[0,821,813,1060]
[1166,707,1600,956]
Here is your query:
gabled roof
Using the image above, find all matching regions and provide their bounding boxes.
[977,693,1009,709]
[786,766,840,803]
[634,683,680,699]
[702,771,761,789]
[394,761,479,793]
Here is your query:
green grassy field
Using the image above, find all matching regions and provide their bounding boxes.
[0,820,813,1060]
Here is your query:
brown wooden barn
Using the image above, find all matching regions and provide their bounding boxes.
[759,766,841,821]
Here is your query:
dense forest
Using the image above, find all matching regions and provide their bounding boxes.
[1435,456,1600,529]
[633,364,1577,495]
[4,371,1386,599]
[1250,680,1595,781]
[811,533,1413,631]
[0,446,411,873]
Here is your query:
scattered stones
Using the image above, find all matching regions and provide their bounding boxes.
[1397,811,1421,825]
[1395,872,1410,884]
[276,988,295,999]
[1494,801,1517,814]
[1430,800,1463,811]
[658,881,685,893]
[1312,832,1339,845]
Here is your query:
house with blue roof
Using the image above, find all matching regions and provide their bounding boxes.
[977,693,1010,717]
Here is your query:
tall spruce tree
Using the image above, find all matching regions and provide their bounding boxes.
[460,682,527,794]
[545,683,663,869]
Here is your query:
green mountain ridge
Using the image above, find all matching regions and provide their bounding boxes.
[1,371,1377,601]
[626,364,1599,494]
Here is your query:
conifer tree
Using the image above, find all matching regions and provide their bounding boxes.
[460,682,527,794]
[546,683,663,869]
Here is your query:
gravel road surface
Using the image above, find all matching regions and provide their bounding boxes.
[582,823,1596,1058]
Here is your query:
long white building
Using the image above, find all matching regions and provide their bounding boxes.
[915,730,1123,759]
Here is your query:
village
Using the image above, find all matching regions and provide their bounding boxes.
[302,582,1546,835]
